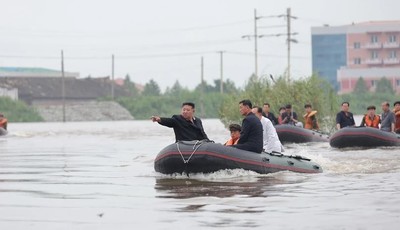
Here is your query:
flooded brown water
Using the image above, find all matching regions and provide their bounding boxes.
[0,119,399,229]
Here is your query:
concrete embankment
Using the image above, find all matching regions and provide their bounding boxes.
[33,101,134,122]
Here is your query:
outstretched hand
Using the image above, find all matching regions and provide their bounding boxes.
[151,116,161,122]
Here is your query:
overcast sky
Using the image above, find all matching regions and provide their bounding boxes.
[0,0,398,90]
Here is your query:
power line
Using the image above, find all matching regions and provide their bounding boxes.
[0,51,217,60]
[0,19,252,38]
[228,51,309,59]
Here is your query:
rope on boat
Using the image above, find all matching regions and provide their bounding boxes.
[176,140,203,164]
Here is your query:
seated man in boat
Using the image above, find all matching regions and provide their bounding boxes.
[394,101,400,134]
[277,106,286,124]
[359,105,380,128]
[224,124,241,146]
[252,106,283,153]
[151,102,209,142]
[0,113,7,130]
[281,104,299,126]
[262,102,278,125]
[232,99,263,153]
[303,104,319,130]
[380,101,395,133]
[336,102,355,129]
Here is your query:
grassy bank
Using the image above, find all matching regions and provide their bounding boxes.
[0,97,43,122]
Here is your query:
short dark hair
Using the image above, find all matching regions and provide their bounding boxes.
[285,104,292,109]
[239,99,252,109]
[279,106,286,111]
[229,124,241,132]
[263,102,270,107]
[367,105,376,110]
[382,101,390,107]
[304,104,312,109]
[253,106,263,114]
[182,102,195,109]
[394,101,400,106]
[342,102,350,106]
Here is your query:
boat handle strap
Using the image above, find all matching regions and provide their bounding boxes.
[176,140,203,164]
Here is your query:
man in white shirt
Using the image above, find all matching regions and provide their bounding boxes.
[252,106,283,153]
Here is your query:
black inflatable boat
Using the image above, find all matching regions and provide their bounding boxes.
[154,140,322,174]
[275,125,329,143]
[329,127,400,148]
[0,127,7,136]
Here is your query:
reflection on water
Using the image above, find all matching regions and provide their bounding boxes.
[155,175,300,199]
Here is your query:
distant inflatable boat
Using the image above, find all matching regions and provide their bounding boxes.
[275,125,329,143]
[154,140,322,175]
[329,127,400,148]
[0,127,7,136]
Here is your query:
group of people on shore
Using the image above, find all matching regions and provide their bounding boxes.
[336,101,400,134]
[151,100,318,154]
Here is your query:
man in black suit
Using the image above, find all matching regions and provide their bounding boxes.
[262,102,278,125]
[151,102,209,142]
[232,99,263,153]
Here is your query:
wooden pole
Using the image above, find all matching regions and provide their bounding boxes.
[61,50,66,122]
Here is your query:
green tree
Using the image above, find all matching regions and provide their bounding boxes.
[124,74,139,97]
[142,79,161,96]
[353,77,368,95]
[0,97,43,122]
[375,77,394,94]
[165,80,189,96]
[194,80,216,93]
[212,79,239,94]
[223,79,239,94]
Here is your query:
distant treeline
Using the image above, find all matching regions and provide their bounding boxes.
[2,74,398,124]
[118,74,398,133]
[118,74,341,132]
[340,77,400,115]
[117,78,237,119]
[0,97,43,122]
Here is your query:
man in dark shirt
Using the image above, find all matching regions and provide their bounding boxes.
[151,102,209,142]
[336,102,355,129]
[262,102,278,125]
[233,99,263,153]
[281,104,299,125]
[380,101,395,132]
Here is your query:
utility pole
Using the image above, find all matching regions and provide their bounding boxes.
[287,8,291,82]
[285,8,297,82]
[61,50,66,123]
[254,9,258,77]
[111,54,115,100]
[242,9,280,78]
[200,57,205,117]
[217,51,225,94]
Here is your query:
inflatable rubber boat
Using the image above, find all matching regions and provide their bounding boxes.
[0,127,7,136]
[329,127,400,148]
[154,140,322,174]
[275,125,329,143]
